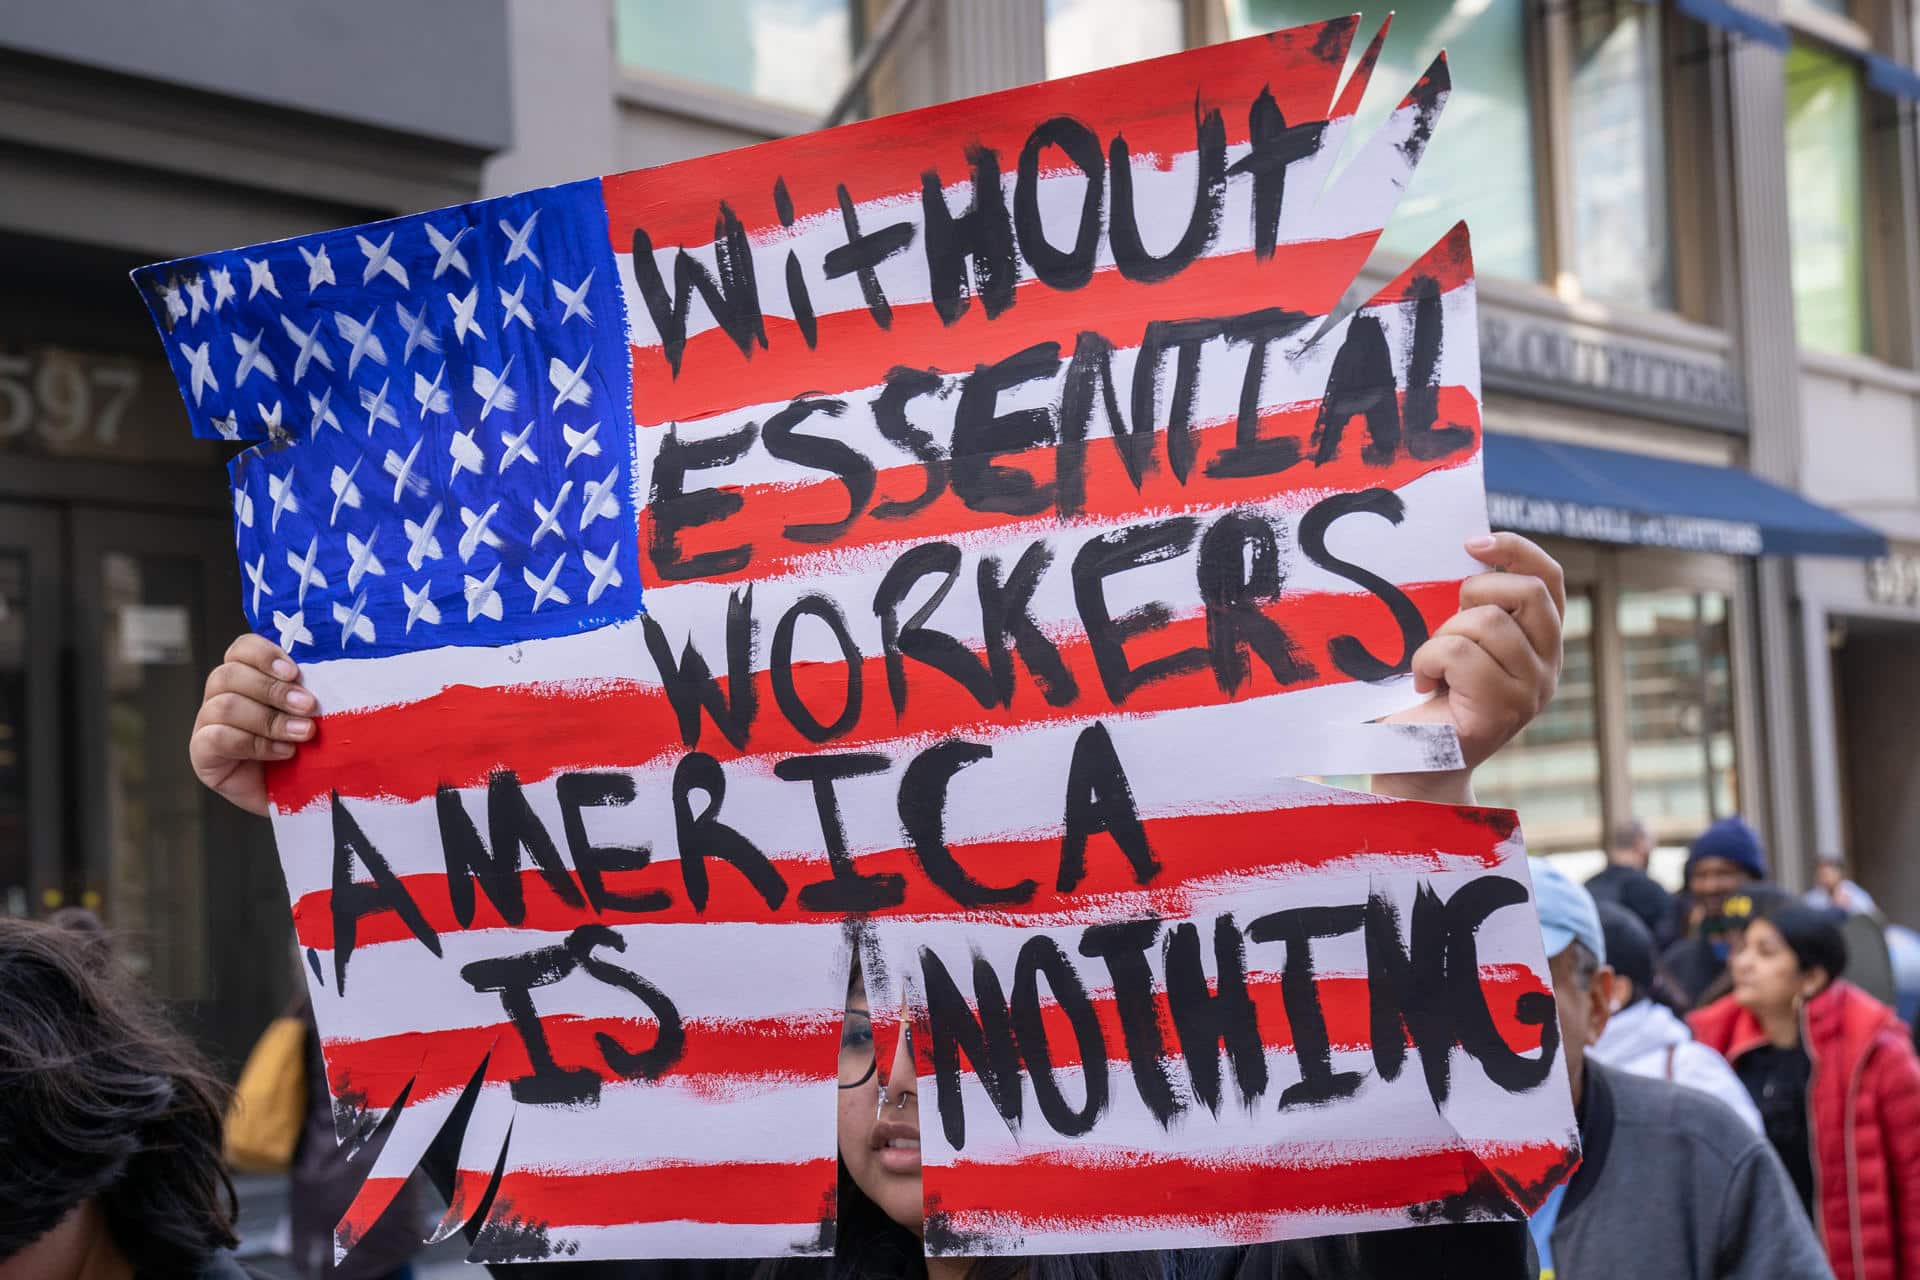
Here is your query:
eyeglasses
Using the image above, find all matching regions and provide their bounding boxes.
[837,1008,912,1089]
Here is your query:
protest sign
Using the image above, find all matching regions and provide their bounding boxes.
[136,16,1576,1263]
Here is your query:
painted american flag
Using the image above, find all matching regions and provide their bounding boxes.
[137,17,1575,1265]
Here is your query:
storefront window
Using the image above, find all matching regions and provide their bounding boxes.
[1619,589,1738,850]
[1225,0,1541,281]
[1473,593,1604,856]
[1569,1,1671,309]
[1785,40,1868,354]
[614,0,853,115]
[1046,0,1184,78]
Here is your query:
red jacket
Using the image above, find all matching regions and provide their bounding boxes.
[1692,981,1920,1280]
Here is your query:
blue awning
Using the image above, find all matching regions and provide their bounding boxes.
[1670,0,1789,51]
[1483,434,1887,559]
[1866,52,1920,103]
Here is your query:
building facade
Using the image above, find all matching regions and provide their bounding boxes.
[2,0,1916,1063]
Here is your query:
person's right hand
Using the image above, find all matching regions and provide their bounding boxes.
[190,633,316,816]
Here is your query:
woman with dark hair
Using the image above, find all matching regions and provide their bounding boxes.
[0,916,257,1279]
[1692,902,1920,1280]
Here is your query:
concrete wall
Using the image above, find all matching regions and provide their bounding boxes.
[1833,625,1920,910]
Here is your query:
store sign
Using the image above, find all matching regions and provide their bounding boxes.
[1866,553,1920,609]
[1488,493,1765,556]
[1480,313,1747,432]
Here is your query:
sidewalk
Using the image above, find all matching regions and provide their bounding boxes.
[232,1174,477,1278]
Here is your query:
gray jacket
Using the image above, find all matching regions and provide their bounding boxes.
[1553,1060,1831,1278]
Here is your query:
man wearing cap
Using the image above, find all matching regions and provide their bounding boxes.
[1660,817,1776,1005]
[1526,858,1828,1280]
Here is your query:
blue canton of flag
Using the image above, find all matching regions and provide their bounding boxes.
[133,181,643,660]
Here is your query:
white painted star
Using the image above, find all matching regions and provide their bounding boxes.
[182,340,219,404]
[523,555,572,611]
[359,378,400,433]
[279,314,335,384]
[160,280,187,321]
[498,276,534,332]
[333,592,376,648]
[212,410,242,441]
[548,352,591,410]
[425,223,470,280]
[299,243,336,291]
[458,503,504,562]
[345,529,385,590]
[185,275,210,324]
[272,609,313,651]
[245,256,281,300]
[329,461,363,526]
[497,421,539,473]
[448,428,484,478]
[562,422,601,465]
[579,465,620,531]
[210,266,236,311]
[464,564,504,623]
[396,300,440,364]
[472,357,518,420]
[532,481,572,546]
[333,310,388,377]
[230,330,278,387]
[412,366,450,417]
[286,537,327,607]
[259,400,288,443]
[402,580,441,633]
[553,270,594,326]
[246,552,274,615]
[268,468,299,530]
[384,439,428,501]
[307,388,342,437]
[404,504,445,570]
[582,543,623,604]
[499,210,541,269]
[356,231,409,288]
[448,286,484,345]
[233,485,254,528]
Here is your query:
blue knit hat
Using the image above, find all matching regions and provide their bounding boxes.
[1686,816,1767,881]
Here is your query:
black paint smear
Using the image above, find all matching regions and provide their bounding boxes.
[922,1202,1010,1257]
[467,1200,581,1263]
[1396,55,1452,164]
[1405,1164,1533,1226]
[1308,14,1358,64]
[306,947,324,986]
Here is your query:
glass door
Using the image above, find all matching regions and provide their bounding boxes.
[0,503,61,921]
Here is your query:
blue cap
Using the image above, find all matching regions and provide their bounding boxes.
[1686,816,1767,882]
[1528,857,1606,964]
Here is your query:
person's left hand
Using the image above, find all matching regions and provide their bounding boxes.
[1373,532,1565,804]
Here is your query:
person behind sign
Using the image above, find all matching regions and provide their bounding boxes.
[188,531,1566,1277]
[1659,817,1772,1004]
[1692,902,1920,1280]
[1584,817,1671,937]
[0,915,261,1280]
[1520,860,1825,1280]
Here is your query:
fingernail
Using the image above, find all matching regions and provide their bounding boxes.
[1467,534,1497,552]
[288,688,316,712]
[287,718,313,738]
[272,659,298,679]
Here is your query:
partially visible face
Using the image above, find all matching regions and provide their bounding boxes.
[838,972,923,1235]
[1730,918,1823,1017]
[1687,856,1749,919]
[0,1202,95,1280]
[1548,947,1614,1106]
[1816,862,1844,893]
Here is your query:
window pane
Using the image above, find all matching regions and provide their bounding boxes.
[1569,1,1670,309]
[615,0,852,115]
[1047,0,1184,78]
[1785,41,1868,354]
[1619,589,1738,853]
[1473,594,1603,855]
[1224,0,1540,280]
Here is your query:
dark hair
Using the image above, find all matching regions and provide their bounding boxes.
[1755,901,1849,984]
[0,916,238,1268]
[752,1157,1180,1280]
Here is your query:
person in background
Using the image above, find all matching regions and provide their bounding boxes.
[0,916,261,1279]
[1587,901,1762,1133]
[1660,817,1775,1005]
[1585,818,1671,937]
[1693,902,1920,1280]
[1526,859,1826,1280]
[1806,853,1880,918]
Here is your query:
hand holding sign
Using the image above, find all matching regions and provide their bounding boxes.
[147,16,1578,1263]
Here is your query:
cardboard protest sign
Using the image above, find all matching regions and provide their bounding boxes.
[136,16,1576,1263]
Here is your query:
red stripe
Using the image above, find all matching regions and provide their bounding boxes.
[923,1139,1570,1229]
[601,24,1360,250]
[354,1160,837,1234]
[292,798,1515,947]
[643,389,1482,588]
[321,966,1548,1110]
[628,238,1382,426]
[267,580,1461,813]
